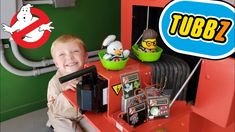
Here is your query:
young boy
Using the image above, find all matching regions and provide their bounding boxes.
[47,35,88,132]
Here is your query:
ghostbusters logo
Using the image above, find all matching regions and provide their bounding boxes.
[1,4,54,48]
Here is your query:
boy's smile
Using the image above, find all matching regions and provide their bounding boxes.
[66,62,78,67]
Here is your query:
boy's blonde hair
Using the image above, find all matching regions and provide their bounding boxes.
[51,35,87,58]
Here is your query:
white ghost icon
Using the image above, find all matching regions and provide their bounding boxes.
[1,4,54,42]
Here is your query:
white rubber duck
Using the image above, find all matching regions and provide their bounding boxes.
[102,35,130,61]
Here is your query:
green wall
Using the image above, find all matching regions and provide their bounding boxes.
[0,0,120,122]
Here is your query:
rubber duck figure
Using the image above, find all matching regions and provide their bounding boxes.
[139,29,158,53]
[102,35,130,61]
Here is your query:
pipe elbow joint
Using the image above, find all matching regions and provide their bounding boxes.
[33,69,41,76]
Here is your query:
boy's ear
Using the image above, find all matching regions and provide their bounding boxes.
[85,52,88,63]
[53,59,59,68]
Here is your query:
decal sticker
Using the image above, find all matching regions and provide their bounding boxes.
[159,0,234,59]
[120,72,140,99]
[112,83,122,95]
[1,4,54,48]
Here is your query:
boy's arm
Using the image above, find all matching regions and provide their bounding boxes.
[47,80,81,120]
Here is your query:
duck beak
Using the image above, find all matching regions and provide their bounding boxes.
[115,50,121,56]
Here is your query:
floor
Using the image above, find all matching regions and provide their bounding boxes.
[0,108,96,132]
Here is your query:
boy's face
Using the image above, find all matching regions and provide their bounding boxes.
[52,42,87,75]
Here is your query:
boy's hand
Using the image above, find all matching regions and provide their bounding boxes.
[64,82,76,91]
[64,78,81,91]
[67,86,76,91]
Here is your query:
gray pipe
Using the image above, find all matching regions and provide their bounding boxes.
[23,0,54,5]
[0,42,57,76]
[9,38,54,67]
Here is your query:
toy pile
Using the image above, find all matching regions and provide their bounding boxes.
[120,72,170,127]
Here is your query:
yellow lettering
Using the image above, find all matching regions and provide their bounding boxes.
[167,13,231,43]
[215,20,231,43]
[191,17,205,38]
[169,14,182,35]
[179,16,194,36]
[203,19,218,40]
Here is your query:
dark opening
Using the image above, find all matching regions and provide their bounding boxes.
[132,6,201,103]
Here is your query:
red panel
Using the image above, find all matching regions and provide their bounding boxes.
[200,120,234,132]
[193,58,235,127]
[189,112,234,132]
[162,113,190,132]
[121,0,132,49]
[189,113,204,132]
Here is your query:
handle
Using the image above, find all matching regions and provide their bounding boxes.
[59,65,97,84]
